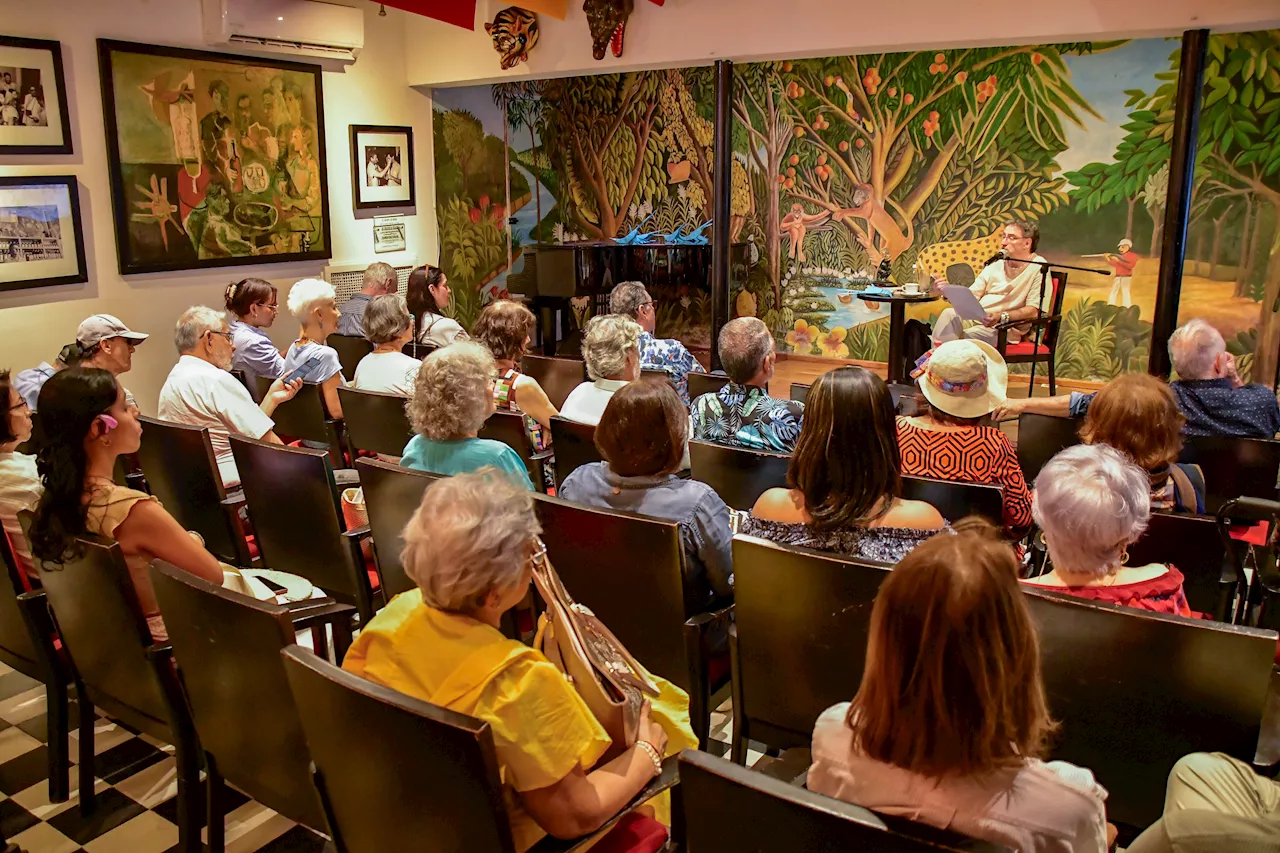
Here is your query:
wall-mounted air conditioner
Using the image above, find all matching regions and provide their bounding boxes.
[202,0,364,67]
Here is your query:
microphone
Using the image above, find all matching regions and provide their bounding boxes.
[982,250,1006,267]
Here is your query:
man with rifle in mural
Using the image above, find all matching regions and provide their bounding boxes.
[1082,238,1139,308]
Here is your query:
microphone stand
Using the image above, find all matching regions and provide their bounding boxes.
[1013,258,1109,397]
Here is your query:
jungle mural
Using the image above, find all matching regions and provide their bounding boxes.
[431,29,1280,386]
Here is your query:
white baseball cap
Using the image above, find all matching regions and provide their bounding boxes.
[76,314,149,348]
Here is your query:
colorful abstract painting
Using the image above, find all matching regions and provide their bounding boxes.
[99,40,331,275]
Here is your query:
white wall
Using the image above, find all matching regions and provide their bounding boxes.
[0,0,437,410]
[407,0,1280,87]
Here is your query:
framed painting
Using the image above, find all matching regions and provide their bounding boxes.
[350,124,415,211]
[0,175,88,291]
[97,39,331,275]
[0,36,72,154]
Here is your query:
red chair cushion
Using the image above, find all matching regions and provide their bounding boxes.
[590,812,669,853]
[362,554,382,591]
[1002,341,1051,356]
[244,534,261,561]
[707,650,730,686]
[1230,522,1269,547]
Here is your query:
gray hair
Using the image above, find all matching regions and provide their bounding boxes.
[582,314,641,381]
[609,281,651,319]
[719,317,773,384]
[408,341,494,440]
[286,278,335,319]
[1032,443,1152,577]
[1168,318,1225,380]
[363,294,412,344]
[363,261,398,294]
[401,471,542,612]
[174,306,226,354]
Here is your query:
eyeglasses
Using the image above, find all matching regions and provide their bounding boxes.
[7,400,28,412]
[209,330,234,342]
[261,303,279,312]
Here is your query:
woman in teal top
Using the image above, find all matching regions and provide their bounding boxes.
[402,341,534,491]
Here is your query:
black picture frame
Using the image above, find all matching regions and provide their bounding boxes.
[350,124,415,211]
[0,174,88,291]
[0,35,73,155]
[97,39,332,275]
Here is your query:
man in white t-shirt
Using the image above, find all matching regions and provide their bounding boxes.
[931,220,1051,347]
[158,306,302,488]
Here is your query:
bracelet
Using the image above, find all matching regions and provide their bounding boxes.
[1000,311,1010,325]
[635,740,663,776]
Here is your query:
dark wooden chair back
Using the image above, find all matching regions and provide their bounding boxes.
[281,645,516,853]
[549,417,602,489]
[337,387,414,457]
[136,417,247,564]
[687,372,730,402]
[641,368,673,386]
[1015,412,1081,483]
[789,383,809,405]
[1126,511,1237,621]
[1025,587,1275,828]
[149,563,326,830]
[328,333,373,381]
[231,368,265,403]
[1180,434,1280,514]
[355,459,441,600]
[402,341,436,360]
[1039,272,1068,351]
[900,475,1003,525]
[688,440,790,511]
[0,531,43,675]
[520,355,586,410]
[256,376,343,449]
[679,750,1010,853]
[477,410,539,481]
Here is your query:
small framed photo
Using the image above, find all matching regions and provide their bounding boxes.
[350,124,414,210]
[0,36,73,155]
[0,175,88,291]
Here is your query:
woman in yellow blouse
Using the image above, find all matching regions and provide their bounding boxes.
[343,469,697,851]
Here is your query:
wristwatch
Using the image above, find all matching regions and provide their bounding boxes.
[1000,311,1010,325]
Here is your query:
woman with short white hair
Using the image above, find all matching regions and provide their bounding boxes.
[401,342,533,490]
[1023,443,1193,616]
[352,295,420,397]
[559,315,642,426]
[282,277,345,419]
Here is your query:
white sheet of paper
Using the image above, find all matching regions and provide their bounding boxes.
[941,285,988,322]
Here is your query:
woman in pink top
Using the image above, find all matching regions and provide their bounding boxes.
[808,520,1116,853]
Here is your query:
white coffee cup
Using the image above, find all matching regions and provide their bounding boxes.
[901,282,921,295]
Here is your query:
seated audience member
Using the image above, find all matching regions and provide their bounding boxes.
[338,261,398,337]
[809,520,1112,853]
[1127,752,1280,852]
[610,281,700,404]
[13,344,78,411]
[897,340,1031,537]
[68,314,148,411]
[28,369,225,640]
[691,317,803,453]
[406,264,467,347]
[1082,373,1204,513]
[559,314,641,426]
[157,307,302,489]
[0,370,39,579]
[282,278,345,420]
[473,299,558,450]
[1024,444,1192,616]
[352,295,420,396]
[744,366,946,560]
[561,380,733,612]
[343,471,697,852]
[226,277,285,382]
[401,342,533,490]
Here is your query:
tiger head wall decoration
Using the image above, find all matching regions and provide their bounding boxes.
[485,7,541,70]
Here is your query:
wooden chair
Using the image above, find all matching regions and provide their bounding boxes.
[355,459,441,601]
[687,372,730,402]
[402,341,436,360]
[0,532,71,803]
[1215,497,1280,630]
[1015,413,1081,483]
[994,272,1067,395]
[1125,511,1238,622]
[19,517,203,852]
[281,645,678,853]
[549,417,601,490]
[533,494,733,749]
[790,381,917,414]
[478,410,551,489]
[641,368,673,386]
[150,563,356,852]
[229,436,378,623]
[135,417,253,565]
[521,355,586,410]
[900,475,1003,526]
[688,440,789,511]
[337,387,415,457]
[328,333,374,381]
[255,376,349,468]
[678,750,1011,853]
[789,383,809,405]
[1180,434,1280,515]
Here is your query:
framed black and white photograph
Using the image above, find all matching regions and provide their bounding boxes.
[0,36,72,154]
[0,175,88,291]
[350,124,414,210]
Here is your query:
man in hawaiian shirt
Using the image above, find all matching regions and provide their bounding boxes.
[691,317,805,453]
[609,281,701,404]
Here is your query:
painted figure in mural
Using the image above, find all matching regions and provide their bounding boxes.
[1104,239,1140,308]
[485,7,540,70]
[199,81,233,164]
[282,125,322,213]
[780,203,831,263]
[931,221,1049,347]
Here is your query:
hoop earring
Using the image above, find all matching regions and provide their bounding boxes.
[1118,548,1129,566]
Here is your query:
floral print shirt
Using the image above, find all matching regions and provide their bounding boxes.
[691,383,805,453]
[639,330,700,404]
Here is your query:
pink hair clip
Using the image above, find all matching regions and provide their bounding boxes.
[97,414,119,433]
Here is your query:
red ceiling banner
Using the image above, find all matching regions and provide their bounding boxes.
[379,0,478,30]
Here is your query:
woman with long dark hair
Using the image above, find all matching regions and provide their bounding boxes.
[28,368,224,640]
[406,265,467,347]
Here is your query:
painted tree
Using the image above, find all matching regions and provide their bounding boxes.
[494,81,546,240]
[441,109,487,200]
[733,61,793,307]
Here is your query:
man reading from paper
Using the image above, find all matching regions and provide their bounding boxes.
[930,220,1049,347]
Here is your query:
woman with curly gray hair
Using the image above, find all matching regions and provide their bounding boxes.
[1023,443,1193,616]
[559,314,641,426]
[400,342,533,490]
